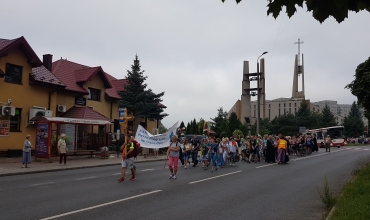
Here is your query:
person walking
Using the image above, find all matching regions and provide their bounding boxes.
[183,139,192,169]
[325,135,332,152]
[167,135,180,179]
[265,135,276,163]
[191,135,200,167]
[229,137,238,166]
[22,134,32,168]
[276,134,288,164]
[57,133,68,165]
[209,138,219,173]
[118,136,137,182]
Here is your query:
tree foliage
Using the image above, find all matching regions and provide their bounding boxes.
[118,55,168,127]
[229,112,242,134]
[158,122,168,134]
[198,118,205,135]
[346,57,370,122]
[222,0,370,23]
[211,107,230,138]
[321,104,337,127]
[343,102,365,137]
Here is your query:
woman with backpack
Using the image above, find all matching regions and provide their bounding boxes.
[167,135,180,179]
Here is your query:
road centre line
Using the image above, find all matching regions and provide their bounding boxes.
[256,164,276,169]
[30,182,55,186]
[40,190,162,220]
[141,169,154,172]
[188,171,242,184]
[76,176,96,181]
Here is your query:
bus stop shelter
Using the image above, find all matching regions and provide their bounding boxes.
[30,106,113,159]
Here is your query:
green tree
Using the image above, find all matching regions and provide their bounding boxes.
[223,0,370,23]
[346,57,370,121]
[191,118,198,134]
[239,124,249,137]
[186,122,191,134]
[118,55,167,128]
[198,118,205,135]
[228,112,242,134]
[296,102,312,128]
[343,102,365,137]
[179,121,185,130]
[321,104,337,127]
[158,122,167,134]
[211,107,229,138]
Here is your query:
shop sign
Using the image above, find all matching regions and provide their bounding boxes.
[75,96,86,106]
[35,123,49,156]
[0,120,10,136]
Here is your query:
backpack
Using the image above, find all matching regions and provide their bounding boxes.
[130,140,141,158]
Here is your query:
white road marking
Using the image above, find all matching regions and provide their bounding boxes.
[141,169,154,172]
[112,173,121,175]
[256,164,276,168]
[76,176,96,181]
[189,171,242,184]
[364,149,369,151]
[40,190,162,220]
[30,182,55,186]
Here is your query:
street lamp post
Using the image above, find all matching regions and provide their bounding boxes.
[256,51,268,136]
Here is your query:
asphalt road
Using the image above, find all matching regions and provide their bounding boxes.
[1,146,370,220]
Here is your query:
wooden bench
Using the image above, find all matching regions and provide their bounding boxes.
[67,150,96,157]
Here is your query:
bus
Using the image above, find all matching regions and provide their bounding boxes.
[306,126,346,148]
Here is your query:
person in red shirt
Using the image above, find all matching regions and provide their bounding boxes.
[118,136,136,182]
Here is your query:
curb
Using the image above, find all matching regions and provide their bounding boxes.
[325,206,336,220]
[0,158,166,177]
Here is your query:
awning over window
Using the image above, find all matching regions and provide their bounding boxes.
[30,116,112,125]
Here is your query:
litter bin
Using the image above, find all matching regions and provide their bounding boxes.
[100,146,109,159]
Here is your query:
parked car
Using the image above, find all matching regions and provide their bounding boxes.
[182,134,207,141]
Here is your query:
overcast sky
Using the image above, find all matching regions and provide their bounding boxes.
[1,0,369,128]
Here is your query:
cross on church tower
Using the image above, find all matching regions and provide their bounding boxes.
[294,38,304,66]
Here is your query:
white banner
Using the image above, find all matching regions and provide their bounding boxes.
[135,122,179,149]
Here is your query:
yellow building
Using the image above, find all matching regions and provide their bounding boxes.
[0,36,163,157]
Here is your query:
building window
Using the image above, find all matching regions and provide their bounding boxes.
[295,108,297,113]
[295,103,297,107]
[88,88,101,101]
[10,108,21,132]
[279,104,280,107]
[254,109,256,117]
[269,104,270,108]
[284,103,286,107]
[279,109,281,116]
[5,63,23,84]
[289,108,291,114]
[284,108,286,114]
[269,109,270,120]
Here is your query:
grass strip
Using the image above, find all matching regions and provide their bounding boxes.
[330,163,370,220]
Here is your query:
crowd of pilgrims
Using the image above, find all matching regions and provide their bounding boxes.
[176,134,320,172]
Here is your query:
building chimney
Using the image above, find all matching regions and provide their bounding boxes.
[43,54,53,72]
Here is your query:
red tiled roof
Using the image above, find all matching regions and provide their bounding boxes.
[0,36,42,67]
[0,38,16,51]
[52,59,119,96]
[52,59,89,94]
[111,79,128,92]
[31,66,66,87]
[60,106,111,121]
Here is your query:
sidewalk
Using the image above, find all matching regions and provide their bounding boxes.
[0,154,167,177]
